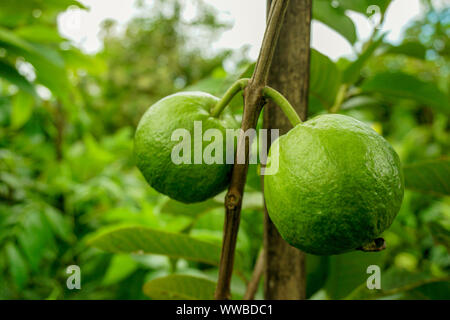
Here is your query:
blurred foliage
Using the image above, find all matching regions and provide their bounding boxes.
[0,0,448,300]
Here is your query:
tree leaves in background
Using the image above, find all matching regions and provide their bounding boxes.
[0,59,36,96]
[10,91,34,129]
[310,49,342,110]
[361,72,450,114]
[43,0,87,11]
[384,41,427,60]
[17,211,54,272]
[61,47,106,75]
[313,0,357,44]
[342,36,385,84]
[21,44,71,102]
[43,206,74,242]
[403,159,450,196]
[102,254,139,286]
[0,26,35,52]
[408,281,450,300]
[160,198,222,218]
[0,0,86,27]
[15,25,65,44]
[428,222,450,252]
[143,275,216,300]
[338,0,392,15]
[324,250,386,299]
[306,254,329,298]
[5,243,29,289]
[345,268,449,299]
[89,226,245,270]
[340,96,380,110]
[0,26,71,103]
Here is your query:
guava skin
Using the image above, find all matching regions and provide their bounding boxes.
[134,92,239,203]
[264,114,404,255]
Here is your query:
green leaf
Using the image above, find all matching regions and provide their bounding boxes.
[5,243,29,289]
[102,254,138,286]
[160,198,222,218]
[0,26,34,52]
[409,281,450,299]
[0,26,65,68]
[0,3,29,27]
[341,96,380,110]
[325,250,386,299]
[338,0,392,15]
[310,49,342,109]
[403,159,450,196]
[345,268,449,299]
[43,206,73,242]
[160,193,262,218]
[313,0,357,44]
[61,48,106,74]
[384,41,427,60]
[10,91,34,129]
[361,72,450,114]
[15,25,65,44]
[0,59,36,96]
[369,0,392,13]
[428,222,450,251]
[143,274,216,300]
[0,1,86,27]
[88,226,245,270]
[43,0,87,10]
[239,63,255,79]
[1,32,70,100]
[342,36,385,84]
[184,77,230,96]
[17,211,53,272]
[306,254,329,298]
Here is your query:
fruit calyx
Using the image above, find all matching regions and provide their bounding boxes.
[357,238,386,252]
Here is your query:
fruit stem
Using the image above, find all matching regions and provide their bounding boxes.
[215,0,290,300]
[211,78,250,117]
[263,86,302,126]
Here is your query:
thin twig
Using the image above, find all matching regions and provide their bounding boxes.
[243,249,265,300]
[214,0,290,300]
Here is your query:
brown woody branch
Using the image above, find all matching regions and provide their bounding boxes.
[214,0,291,300]
[243,248,265,300]
[263,0,311,299]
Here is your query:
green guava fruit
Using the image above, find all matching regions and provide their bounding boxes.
[134,92,239,203]
[264,114,404,255]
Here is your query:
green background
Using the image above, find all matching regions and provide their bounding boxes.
[0,0,448,299]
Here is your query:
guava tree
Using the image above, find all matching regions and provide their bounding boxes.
[2,0,447,300]
[89,0,449,300]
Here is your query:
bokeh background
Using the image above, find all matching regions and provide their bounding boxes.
[0,0,448,299]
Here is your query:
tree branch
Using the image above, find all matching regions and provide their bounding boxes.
[263,0,311,300]
[214,0,291,300]
[243,248,265,300]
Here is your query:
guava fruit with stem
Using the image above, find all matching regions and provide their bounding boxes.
[134,91,239,203]
[264,114,404,255]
